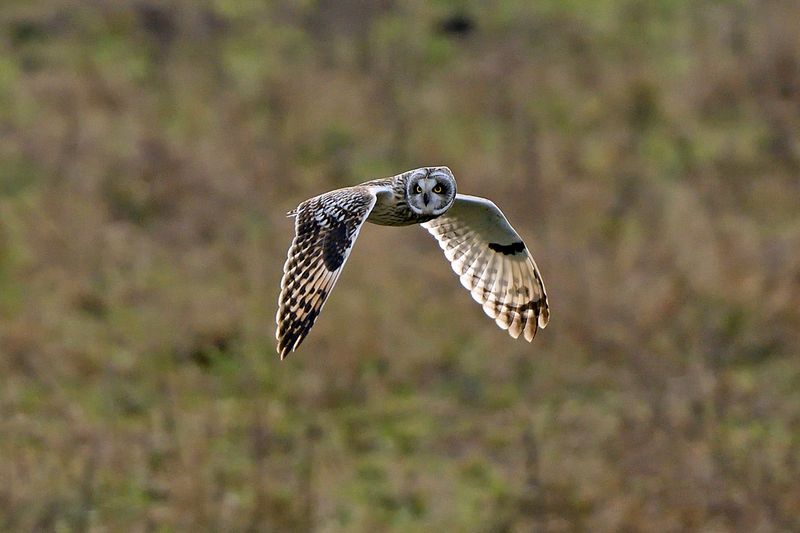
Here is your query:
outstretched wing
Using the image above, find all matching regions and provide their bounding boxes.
[276,186,383,359]
[423,194,550,342]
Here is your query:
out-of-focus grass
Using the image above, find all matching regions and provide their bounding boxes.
[1,0,799,530]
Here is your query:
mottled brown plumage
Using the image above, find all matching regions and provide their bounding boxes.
[276,167,549,359]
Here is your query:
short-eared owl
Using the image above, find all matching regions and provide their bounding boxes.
[276,167,549,359]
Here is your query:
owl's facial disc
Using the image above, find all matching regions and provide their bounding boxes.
[407,167,456,216]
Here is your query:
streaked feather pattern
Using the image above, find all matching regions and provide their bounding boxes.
[276,186,382,359]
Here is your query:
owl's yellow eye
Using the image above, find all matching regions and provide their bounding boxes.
[433,184,443,194]
[415,185,422,194]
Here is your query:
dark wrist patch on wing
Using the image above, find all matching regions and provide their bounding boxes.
[488,241,525,255]
[323,222,350,271]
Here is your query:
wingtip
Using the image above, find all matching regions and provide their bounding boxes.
[278,336,302,360]
[276,337,291,360]
[538,307,550,329]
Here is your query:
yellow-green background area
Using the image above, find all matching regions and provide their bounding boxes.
[1,0,799,530]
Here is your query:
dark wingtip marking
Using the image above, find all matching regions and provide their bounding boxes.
[488,241,526,255]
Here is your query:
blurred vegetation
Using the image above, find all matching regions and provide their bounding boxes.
[1,0,799,530]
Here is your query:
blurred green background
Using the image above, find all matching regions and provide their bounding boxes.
[1,0,799,530]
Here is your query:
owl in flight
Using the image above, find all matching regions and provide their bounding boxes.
[276,167,549,359]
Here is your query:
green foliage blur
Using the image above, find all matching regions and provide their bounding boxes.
[1,0,799,530]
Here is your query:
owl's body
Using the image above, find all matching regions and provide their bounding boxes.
[276,167,549,359]
[363,173,441,226]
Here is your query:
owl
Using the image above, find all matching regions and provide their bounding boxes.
[276,166,549,359]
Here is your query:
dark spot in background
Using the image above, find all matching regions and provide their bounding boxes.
[10,20,46,47]
[180,331,237,369]
[135,2,176,46]
[75,292,108,319]
[437,13,475,38]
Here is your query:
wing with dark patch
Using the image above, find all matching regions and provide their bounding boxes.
[276,187,379,359]
[423,194,550,342]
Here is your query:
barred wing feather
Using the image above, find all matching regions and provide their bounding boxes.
[423,194,550,341]
[276,186,383,359]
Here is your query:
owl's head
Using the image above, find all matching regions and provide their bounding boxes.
[406,166,457,216]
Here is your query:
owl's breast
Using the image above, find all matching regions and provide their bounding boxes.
[367,193,439,226]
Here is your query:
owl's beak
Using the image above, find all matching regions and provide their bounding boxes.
[423,193,430,205]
